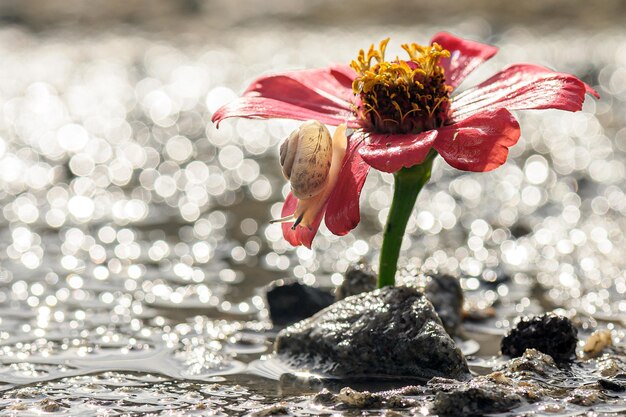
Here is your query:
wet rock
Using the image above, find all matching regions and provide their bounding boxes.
[39,399,62,412]
[500,313,578,362]
[335,262,376,301]
[597,356,626,377]
[248,403,290,416]
[308,350,626,416]
[336,388,388,409]
[498,349,571,399]
[338,387,415,409]
[312,388,336,406]
[390,385,427,396]
[313,387,416,410]
[500,348,567,378]
[278,372,324,391]
[422,274,464,337]
[567,388,600,406]
[275,286,469,380]
[14,388,39,399]
[265,279,334,327]
[340,268,464,337]
[430,379,523,416]
[7,403,27,411]
[599,378,626,392]
[402,273,464,337]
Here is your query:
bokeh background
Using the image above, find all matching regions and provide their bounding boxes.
[0,1,624,414]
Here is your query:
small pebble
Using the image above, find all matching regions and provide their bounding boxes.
[583,329,613,357]
[599,378,626,392]
[335,261,377,301]
[249,403,290,416]
[265,279,334,327]
[39,399,62,412]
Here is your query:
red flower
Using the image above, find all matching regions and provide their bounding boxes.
[212,32,598,248]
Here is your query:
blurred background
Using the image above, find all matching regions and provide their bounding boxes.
[1,0,625,29]
[0,0,624,414]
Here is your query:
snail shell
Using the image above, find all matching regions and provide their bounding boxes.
[279,120,333,200]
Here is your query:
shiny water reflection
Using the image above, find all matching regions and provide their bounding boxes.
[0,20,624,416]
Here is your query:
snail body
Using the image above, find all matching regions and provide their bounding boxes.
[279,120,333,200]
[272,121,348,230]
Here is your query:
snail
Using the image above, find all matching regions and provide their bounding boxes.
[271,120,347,230]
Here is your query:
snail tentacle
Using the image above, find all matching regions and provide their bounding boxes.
[269,214,295,224]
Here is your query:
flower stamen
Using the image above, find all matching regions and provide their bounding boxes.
[350,38,452,134]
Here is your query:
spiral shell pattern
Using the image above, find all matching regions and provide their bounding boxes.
[279,120,333,200]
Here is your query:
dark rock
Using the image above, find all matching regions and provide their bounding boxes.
[274,286,470,380]
[422,274,464,337]
[335,262,376,301]
[599,378,626,392]
[307,347,626,416]
[402,273,464,337]
[430,377,522,416]
[510,222,532,238]
[265,279,334,327]
[500,313,578,362]
[339,267,464,337]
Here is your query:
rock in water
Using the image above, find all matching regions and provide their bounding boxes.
[265,279,334,327]
[274,286,470,380]
[429,377,522,416]
[401,273,464,337]
[335,262,377,301]
[338,268,463,336]
[500,313,578,362]
[422,274,464,337]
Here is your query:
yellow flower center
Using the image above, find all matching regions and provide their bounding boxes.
[350,38,451,134]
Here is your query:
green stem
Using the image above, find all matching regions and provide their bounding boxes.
[378,151,436,288]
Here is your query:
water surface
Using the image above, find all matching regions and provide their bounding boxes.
[0,17,625,416]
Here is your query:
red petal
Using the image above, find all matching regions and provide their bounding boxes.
[359,130,437,173]
[280,193,325,249]
[248,65,356,104]
[212,96,357,128]
[431,32,498,90]
[451,64,597,121]
[433,108,521,172]
[212,66,358,127]
[324,133,370,235]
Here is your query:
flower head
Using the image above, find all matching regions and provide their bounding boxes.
[351,38,451,133]
[212,32,598,248]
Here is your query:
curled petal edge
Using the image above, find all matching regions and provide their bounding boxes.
[359,108,521,173]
